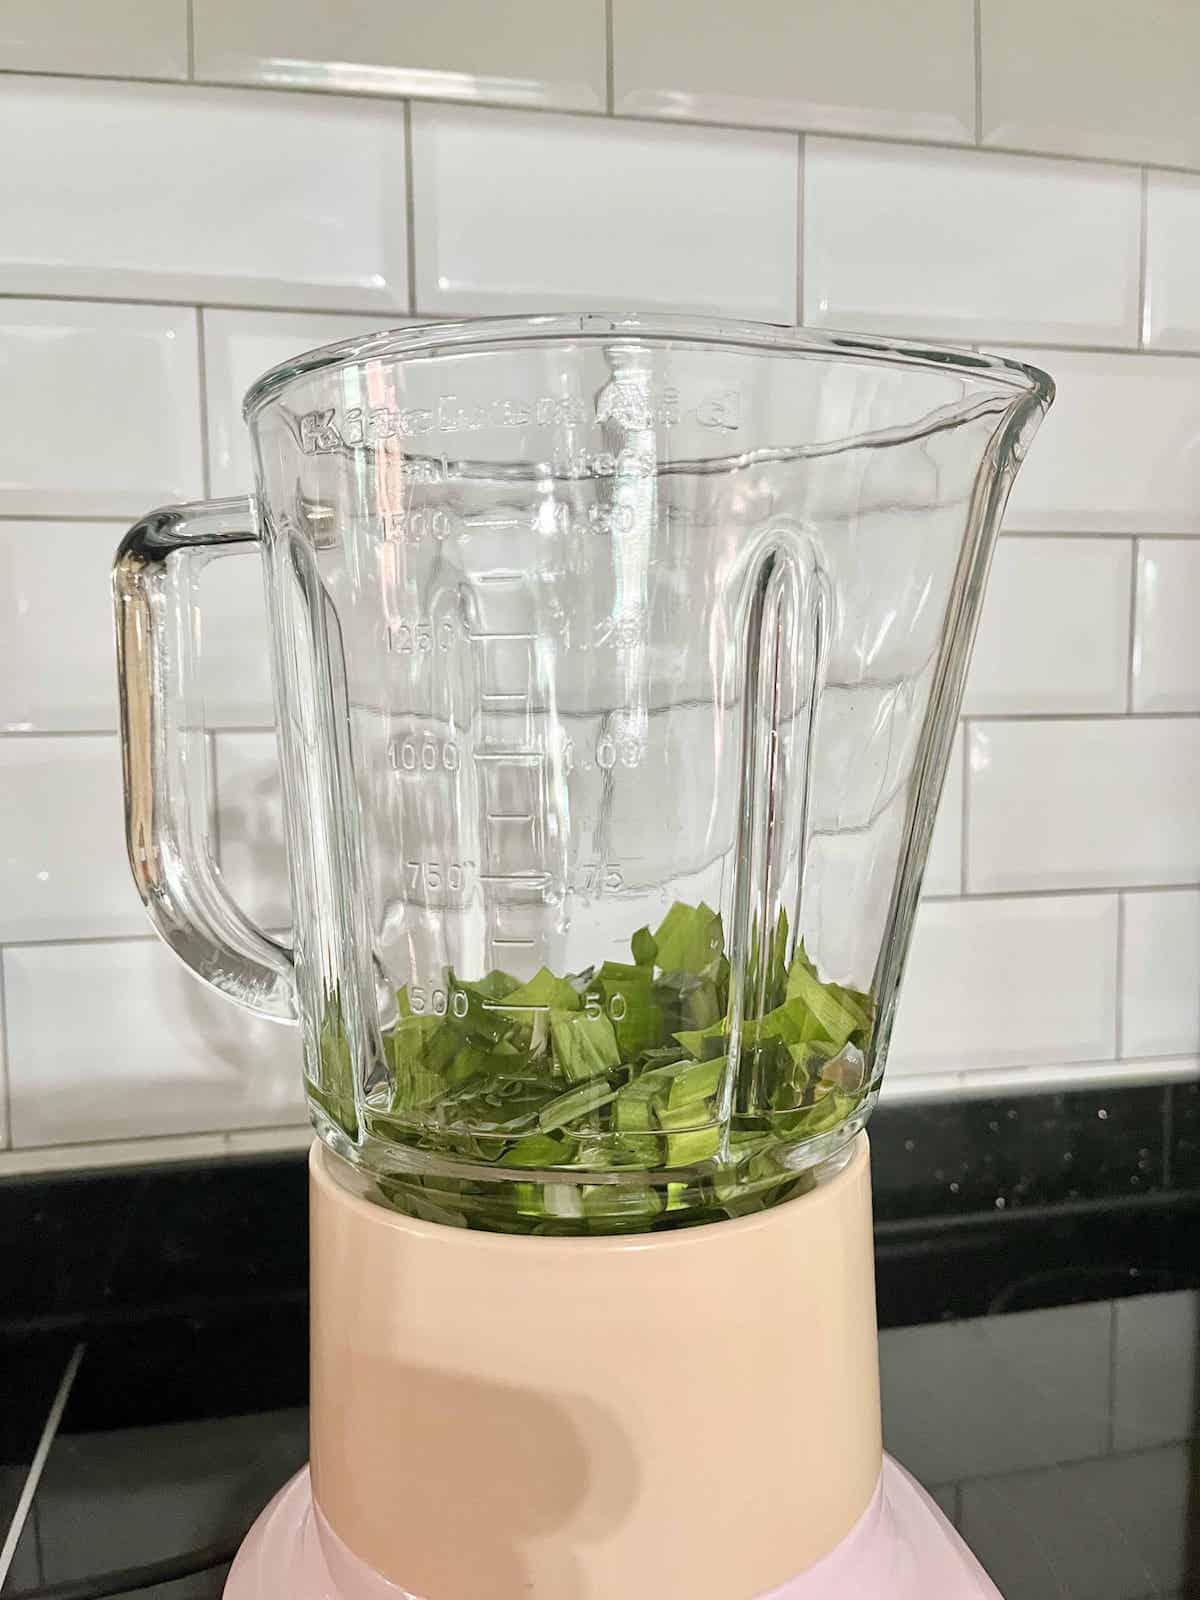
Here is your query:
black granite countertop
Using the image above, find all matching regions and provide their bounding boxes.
[3,1082,1199,1599]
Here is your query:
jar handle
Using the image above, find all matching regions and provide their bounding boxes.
[726,523,831,1112]
[113,497,298,1022]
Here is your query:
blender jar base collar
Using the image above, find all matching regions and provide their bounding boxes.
[224,1458,1001,1599]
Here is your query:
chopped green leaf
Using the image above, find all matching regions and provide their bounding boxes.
[673,1017,726,1060]
[652,901,724,976]
[785,963,863,1050]
[497,967,581,1015]
[655,1105,722,1166]
[613,1079,656,1130]
[645,1053,724,1111]
[592,967,663,1059]
[498,1133,572,1167]
[549,1008,622,1083]
[538,1078,620,1133]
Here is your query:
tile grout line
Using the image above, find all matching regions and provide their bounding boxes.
[924,881,1200,904]
[1003,529,1200,542]
[1,880,1200,955]
[1136,167,1149,348]
[5,292,1198,365]
[194,305,212,499]
[402,101,417,317]
[971,0,983,145]
[1126,537,1140,713]
[930,1432,1200,1495]
[0,724,275,738]
[1105,1299,1119,1453]
[0,1341,85,1591]
[0,949,10,1152]
[0,729,120,740]
[795,134,805,324]
[5,517,1194,542]
[995,529,1197,543]
[2,710,1196,746]
[604,0,615,115]
[1,883,1196,961]
[0,932,193,952]
[6,520,1199,546]
[0,290,412,317]
[2,286,1200,365]
[0,1125,313,1170]
[1114,892,1126,1059]
[958,722,970,895]
[949,709,1200,723]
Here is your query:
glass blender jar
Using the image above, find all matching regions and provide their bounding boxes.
[114,315,1051,1599]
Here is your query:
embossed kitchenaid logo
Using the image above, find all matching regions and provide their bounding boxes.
[297,384,741,454]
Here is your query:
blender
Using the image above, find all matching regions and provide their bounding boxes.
[113,314,1051,1598]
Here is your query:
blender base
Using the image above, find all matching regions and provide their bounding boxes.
[224,1456,1000,1599]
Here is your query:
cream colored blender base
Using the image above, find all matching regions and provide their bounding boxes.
[225,1135,1001,1599]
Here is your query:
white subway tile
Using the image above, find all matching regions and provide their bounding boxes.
[0,78,408,311]
[804,142,1140,346]
[981,0,1200,167]
[1145,174,1200,353]
[964,538,1132,715]
[215,732,291,930]
[195,0,605,110]
[968,719,1200,892]
[613,0,973,141]
[0,300,202,517]
[0,0,188,77]
[923,726,963,897]
[193,547,277,729]
[0,737,146,940]
[888,894,1118,1074]
[998,348,1200,535]
[0,523,125,732]
[410,105,798,319]
[1121,890,1200,1058]
[1133,541,1200,713]
[0,519,276,735]
[3,939,304,1146]
[203,310,390,498]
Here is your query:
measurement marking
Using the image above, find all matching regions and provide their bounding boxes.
[478,871,550,886]
[476,571,526,583]
[490,937,536,948]
[467,630,539,642]
[483,1000,549,1012]
[473,750,544,763]
[487,812,535,823]
[462,515,523,529]
[482,691,533,703]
